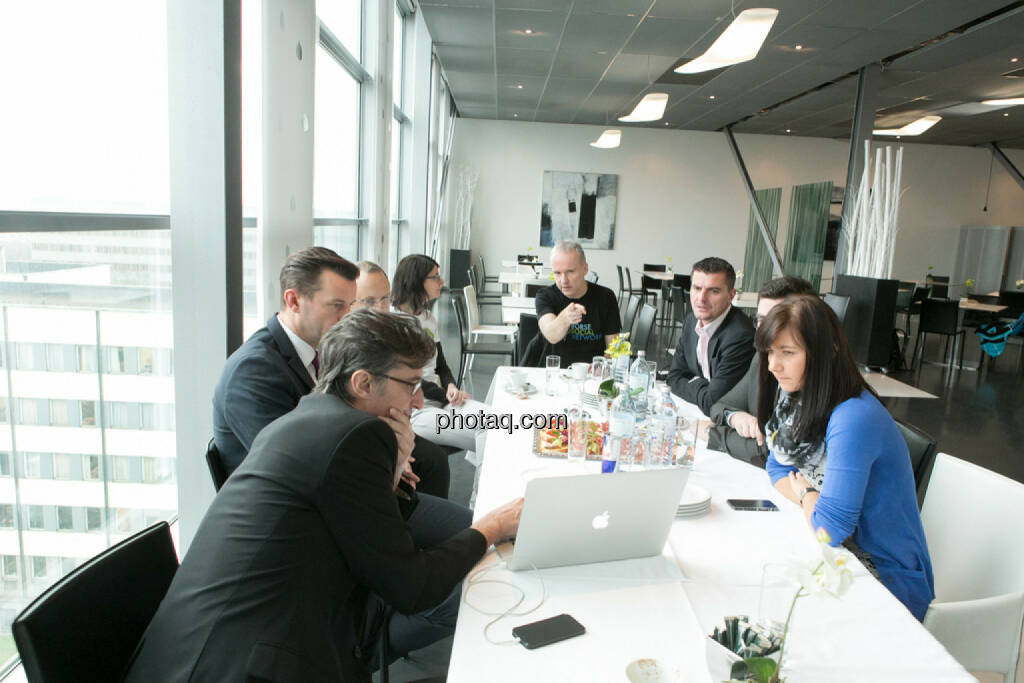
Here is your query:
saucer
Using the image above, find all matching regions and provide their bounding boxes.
[505,381,537,396]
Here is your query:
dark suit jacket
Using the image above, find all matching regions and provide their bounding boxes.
[125,394,487,683]
[213,315,312,473]
[708,354,768,467]
[667,307,755,416]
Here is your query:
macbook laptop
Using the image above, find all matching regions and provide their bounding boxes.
[504,468,690,571]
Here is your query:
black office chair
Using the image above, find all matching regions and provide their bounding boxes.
[615,265,627,304]
[467,266,501,302]
[452,292,516,386]
[13,521,179,683]
[823,293,850,326]
[672,273,691,291]
[926,275,949,299]
[632,304,658,357]
[622,268,644,303]
[912,298,965,370]
[621,295,642,339]
[205,438,229,491]
[998,290,1024,321]
[517,312,539,365]
[894,418,938,510]
[664,285,687,348]
[477,255,499,287]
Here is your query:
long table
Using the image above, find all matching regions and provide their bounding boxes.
[448,367,970,682]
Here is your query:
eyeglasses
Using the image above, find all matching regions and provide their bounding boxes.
[355,296,390,307]
[425,274,442,281]
[374,373,423,396]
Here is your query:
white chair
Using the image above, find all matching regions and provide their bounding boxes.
[920,453,1024,683]
[463,284,517,342]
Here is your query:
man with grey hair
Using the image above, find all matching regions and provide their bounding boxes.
[127,309,523,682]
[536,239,621,366]
[353,260,391,312]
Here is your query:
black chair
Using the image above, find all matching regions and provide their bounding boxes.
[672,273,691,291]
[664,285,687,349]
[478,255,498,287]
[633,303,658,357]
[615,265,627,304]
[912,298,965,370]
[622,268,644,303]
[452,292,516,386]
[894,418,938,510]
[467,266,501,301]
[517,312,539,365]
[585,271,599,284]
[998,290,1024,321]
[13,521,179,683]
[642,264,666,306]
[621,295,641,339]
[926,275,949,299]
[823,293,850,325]
[205,438,229,491]
[525,283,545,298]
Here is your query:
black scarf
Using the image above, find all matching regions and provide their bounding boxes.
[764,390,825,472]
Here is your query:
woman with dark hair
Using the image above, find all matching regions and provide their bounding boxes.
[392,254,487,463]
[755,294,934,620]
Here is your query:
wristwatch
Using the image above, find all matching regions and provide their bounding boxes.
[798,486,818,504]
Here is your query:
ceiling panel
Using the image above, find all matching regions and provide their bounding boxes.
[807,0,921,30]
[549,50,616,80]
[602,53,676,84]
[436,45,495,73]
[421,6,494,47]
[558,11,641,53]
[421,0,493,7]
[622,17,715,56]
[880,0,1019,33]
[495,9,567,50]
[496,0,571,10]
[538,77,601,107]
[496,47,555,76]
[573,0,654,16]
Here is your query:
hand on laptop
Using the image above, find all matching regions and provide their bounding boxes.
[471,498,523,547]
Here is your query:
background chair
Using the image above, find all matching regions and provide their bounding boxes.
[926,274,950,298]
[920,454,1024,683]
[463,284,517,342]
[912,298,965,370]
[205,438,229,491]
[621,294,641,340]
[823,293,850,325]
[516,312,539,365]
[452,292,515,386]
[615,265,627,304]
[477,255,499,288]
[13,521,179,683]
[998,290,1024,321]
[623,268,645,306]
[893,418,937,509]
[632,303,658,358]
[524,283,545,298]
[585,271,599,284]
[466,266,501,303]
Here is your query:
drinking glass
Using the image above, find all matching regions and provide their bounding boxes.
[567,405,591,464]
[590,356,608,381]
[545,355,561,396]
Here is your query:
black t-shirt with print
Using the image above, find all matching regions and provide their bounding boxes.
[534,283,621,367]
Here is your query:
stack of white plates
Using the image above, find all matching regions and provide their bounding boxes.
[676,484,711,519]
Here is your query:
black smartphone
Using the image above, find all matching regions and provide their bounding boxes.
[727,498,779,512]
[512,613,586,649]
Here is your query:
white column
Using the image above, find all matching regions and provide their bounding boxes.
[362,0,394,264]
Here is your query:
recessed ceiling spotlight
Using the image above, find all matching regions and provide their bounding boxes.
[709,95,716,99]
[1012,57,1019,63]
[785,128,791,133]
[1005,112,1010,117]
[665,122,670,126]
[513,113,519,118]
[524,28,533,34]
[794,44,803,50]
[515,84,523,89]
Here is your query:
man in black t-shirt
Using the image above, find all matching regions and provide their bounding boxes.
[535,240,621,367]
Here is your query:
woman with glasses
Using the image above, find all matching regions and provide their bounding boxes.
[392,254,489,465]
[755,294,934,620]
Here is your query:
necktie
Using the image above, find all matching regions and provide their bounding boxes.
[311,352,320,379]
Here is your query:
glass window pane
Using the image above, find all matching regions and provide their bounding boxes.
[113,456,135,482]
[0,2,169,214]
[0,505,13,528]
[31,556,47,579]
[53,454,72,480]
[56,506,74,531]
[27,506,44,530]
[313,225,359,261]
[49,400,69,427]
[317,0,361,58]
[2,556,18,579]
[45,344,65,371]
[86,507,103,531]
[393,6,404,109]
[77,345,97,372]
[0,453,9,476]
[22,453,42,479]
[391,119,402,220]
[83,455,101,481]
[313,46,359,219]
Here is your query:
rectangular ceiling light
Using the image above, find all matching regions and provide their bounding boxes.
[981,97,1024,106]
[618,93,668,122]
[590,129,622,148]
[873,115,941,136]
[675,8,779,74]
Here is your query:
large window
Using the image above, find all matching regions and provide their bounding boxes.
[0,2,176,669]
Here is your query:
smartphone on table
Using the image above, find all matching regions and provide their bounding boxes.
[512,613,586,649]
[726,498,779,512]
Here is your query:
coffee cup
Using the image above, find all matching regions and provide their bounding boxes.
[508,369,527,390]
[570,362,589,381]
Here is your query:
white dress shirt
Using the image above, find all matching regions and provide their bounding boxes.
[278,315,317,382]
[694,306,731,380]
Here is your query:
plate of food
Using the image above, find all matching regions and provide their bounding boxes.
[534,421,608,460]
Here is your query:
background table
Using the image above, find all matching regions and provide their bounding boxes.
[448,367,971,682]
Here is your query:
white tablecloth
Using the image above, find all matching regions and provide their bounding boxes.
[448,367,972,682]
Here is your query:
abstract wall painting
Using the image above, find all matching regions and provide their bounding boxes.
[540,171,618,249]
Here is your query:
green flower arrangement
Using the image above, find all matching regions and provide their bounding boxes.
[605,333,631,359]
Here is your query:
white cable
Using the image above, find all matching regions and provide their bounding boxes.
[461,556,547,645]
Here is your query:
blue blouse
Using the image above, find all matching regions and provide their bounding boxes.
[766,389,935,620]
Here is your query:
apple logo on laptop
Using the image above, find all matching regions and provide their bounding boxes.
[591,511,610,530]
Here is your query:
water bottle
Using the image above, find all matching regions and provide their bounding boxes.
[609,382,635,470]
[648,387,678,467]
[628,350,651,413]
[600,434,618,473]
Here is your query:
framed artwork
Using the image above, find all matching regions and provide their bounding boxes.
[540,171,618,249]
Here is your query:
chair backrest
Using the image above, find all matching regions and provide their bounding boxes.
[624,268,635,292]
[518,312,539,364]
[13,521,179,683]
[672,273,691,290]
[477,255,488,282]
[622,295,641,338]
[823,293,850,325]
[616,265,625,294]
[643,263,666,272]
[585,271,599,284]
[641,274,660,292]
[893,418,937,509]
[205,439,229,491]
[672,286,687,323]
[919,297,960,334]
[895,287,914,311]
[463,283,481,330]
[633,304,657,354]
[525,283,545,298]
[998,290,1024,320]
[451,291,469,348]
[926,275,949,298]
[921,453,1024,603]
[466,266,480,292]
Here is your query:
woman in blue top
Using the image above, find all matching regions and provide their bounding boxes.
[755,295,934,620]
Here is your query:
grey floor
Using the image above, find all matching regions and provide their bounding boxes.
[383,290,1024,682]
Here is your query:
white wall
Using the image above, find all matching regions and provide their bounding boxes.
[453,119,1024,288]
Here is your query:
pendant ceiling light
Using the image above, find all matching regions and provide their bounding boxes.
[675,8,779,74]
[981,97,1024,106]
[873,115,941,137]
[618,93,669,122]
[589,129,622,148]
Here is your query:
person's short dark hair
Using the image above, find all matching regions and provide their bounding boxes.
[753,294,874,456]
[391,254,441,315]
[691,257,736,290]
[758,276,815,300]
[279,247,359,306]
[314,308,434,402]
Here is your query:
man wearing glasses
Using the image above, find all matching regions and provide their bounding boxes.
[212,248,451,498]
[353,260,392,312]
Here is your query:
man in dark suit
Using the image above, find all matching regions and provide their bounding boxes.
[212,246,450,497]
[706,276,816,466]
[125,310,522,683]
[667,257,755,416]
